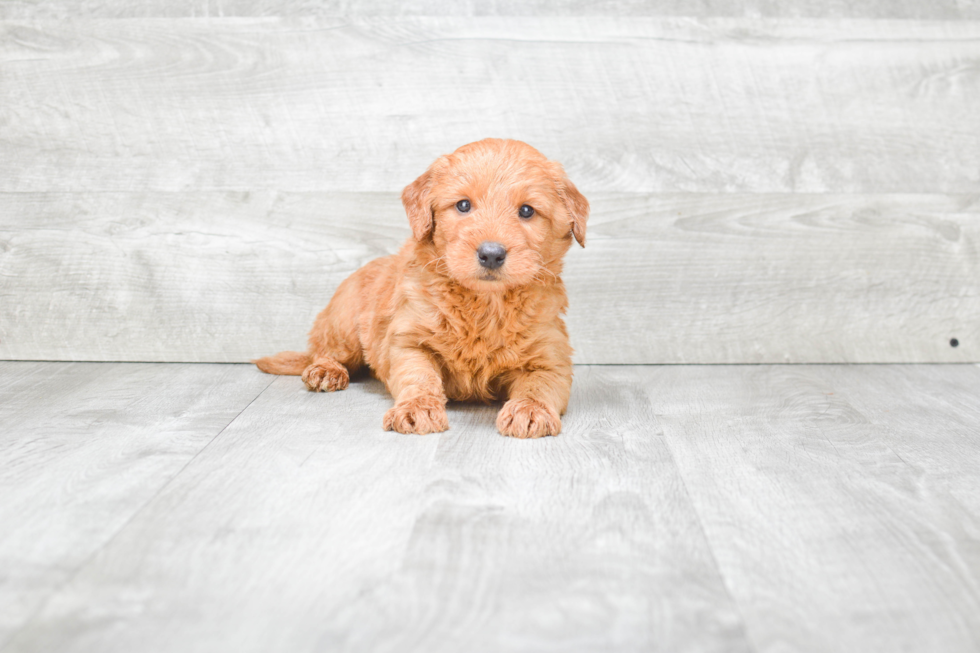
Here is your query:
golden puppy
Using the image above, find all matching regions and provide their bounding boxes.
[254,138,588,438]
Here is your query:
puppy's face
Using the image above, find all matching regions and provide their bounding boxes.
[402,139,589,292]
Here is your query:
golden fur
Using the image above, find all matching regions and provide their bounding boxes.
[254,139,589,438]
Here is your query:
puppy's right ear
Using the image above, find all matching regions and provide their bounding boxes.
[551,163,590,247]
[401,167,436,241]
[560,177,590,248]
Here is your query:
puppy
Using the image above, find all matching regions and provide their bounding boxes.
[254,138,588,438]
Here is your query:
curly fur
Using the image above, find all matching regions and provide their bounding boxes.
[254,138,589,438]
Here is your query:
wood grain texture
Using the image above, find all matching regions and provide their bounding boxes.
[651,364,980,653]
[3,1,980,19]
[1,366,751,653]
[1,374,444,653]
[0,361,271,650]
[1,192,977,363]
[575,193,980,364]
[4,363,980,652]
[319,366,750,652]
[2,17,979,194]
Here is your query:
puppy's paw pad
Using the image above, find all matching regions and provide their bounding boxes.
[496,398,561,439]
[383,396,449,435]
[302,360,349,392]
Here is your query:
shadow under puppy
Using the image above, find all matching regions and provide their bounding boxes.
[255,138,589,438]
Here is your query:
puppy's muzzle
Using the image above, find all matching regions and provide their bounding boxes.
[477,242,507,270]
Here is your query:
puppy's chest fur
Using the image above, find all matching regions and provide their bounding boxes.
[424,285,553,402]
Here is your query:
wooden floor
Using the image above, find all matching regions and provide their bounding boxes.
[1,362,978,652]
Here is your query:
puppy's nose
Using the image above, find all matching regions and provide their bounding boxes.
[477,241,507,270]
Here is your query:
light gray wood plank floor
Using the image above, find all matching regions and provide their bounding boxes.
[1,363,978,652]
[652,365,980,652]
[0,362,273,649]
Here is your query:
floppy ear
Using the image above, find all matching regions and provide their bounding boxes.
[556,170,589,247]
[401,167,436,241]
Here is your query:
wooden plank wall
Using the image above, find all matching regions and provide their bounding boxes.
[1,3,978,363]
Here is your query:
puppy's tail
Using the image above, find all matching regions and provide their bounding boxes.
[252,351,311,376]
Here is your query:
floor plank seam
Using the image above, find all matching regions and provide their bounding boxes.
[656,425,763,653]
[0,374,277,653]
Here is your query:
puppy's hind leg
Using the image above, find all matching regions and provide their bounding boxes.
[302,356,350,393]
[302,273,366,393]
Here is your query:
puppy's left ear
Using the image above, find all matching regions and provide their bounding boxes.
[401,164,438,241]
[555,169,590,247]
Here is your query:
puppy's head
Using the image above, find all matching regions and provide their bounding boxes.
[402,139,589,292]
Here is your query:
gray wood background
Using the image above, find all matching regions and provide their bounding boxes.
[2,3,978,363]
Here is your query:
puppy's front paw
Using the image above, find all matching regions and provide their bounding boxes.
[302,359,349,392]
[383,396,449,435]
[496,398,562,439]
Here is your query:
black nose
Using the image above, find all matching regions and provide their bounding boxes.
[477,241,507,270]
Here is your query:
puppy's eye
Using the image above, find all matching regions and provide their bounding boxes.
[456,199,471,214]
[519,204,535,219]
